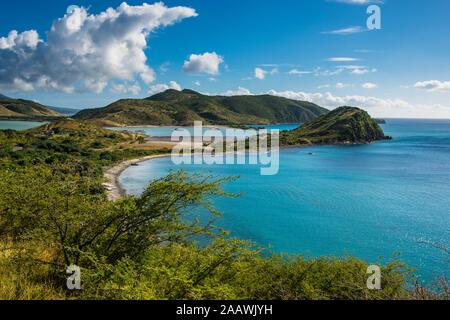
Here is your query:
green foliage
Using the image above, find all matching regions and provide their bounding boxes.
[0,166,418,300]
[73,89,329,126]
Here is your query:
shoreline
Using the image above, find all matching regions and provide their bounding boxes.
[104,138,389,201]
[103,146,306,201]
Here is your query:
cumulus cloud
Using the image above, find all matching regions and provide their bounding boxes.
[362,82,377,89]
[414,80,450,92]
[0,3,197,93]
[215,87,449,118]
[182,52,224,75]
[223,86,253,96]
[254,68,268,80]
[266,89,450,118]
[110,82,141,95]
[147,81,181,95]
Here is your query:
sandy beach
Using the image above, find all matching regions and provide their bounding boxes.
[103,154,171,201]
[103,145,298,201]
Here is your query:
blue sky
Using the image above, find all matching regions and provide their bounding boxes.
[0,0,449,118]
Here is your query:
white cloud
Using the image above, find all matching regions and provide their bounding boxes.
[337,65,366,70]
[352,69,369,75]
[327,57,360,62]
[414,80,450,92]
[110,82,141,95]
[209,87,450,118]
[288,69,312,75]
[0,3,197,93]
[182,52,224,75]
[321,26,366,35]
[170,81,182,91]
[362,82,377,89]
[147,81,181,95]
[336,82,350,88]
[208,77,217,82]
[333,65,376,75]
[207,87,450,118]
[0,30,41,50]
[194,81,200,86]
[266,89,450,118]
[9,78,35,93]
[254,67,268,80]
[223,86,253,96]
[270,68,279,75]
[315,68,344,77]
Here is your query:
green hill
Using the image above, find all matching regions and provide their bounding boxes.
[0,96,66,121]
[280,106,392,146]
[73,89,329,126]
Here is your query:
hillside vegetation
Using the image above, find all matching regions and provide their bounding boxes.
[0,96,66,120]
[24,119,150,150]
[280,106,391,146]
[73,89,328,126]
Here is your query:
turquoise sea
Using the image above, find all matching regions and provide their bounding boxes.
[120,119,450,281]
[108,123,301,137]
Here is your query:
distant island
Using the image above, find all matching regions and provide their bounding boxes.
[0,95,66,121]
[73,89,329,127]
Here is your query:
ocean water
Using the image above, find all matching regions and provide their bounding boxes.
[0,120,46,130]
[108,123,301,138]
[120,119,450,281]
